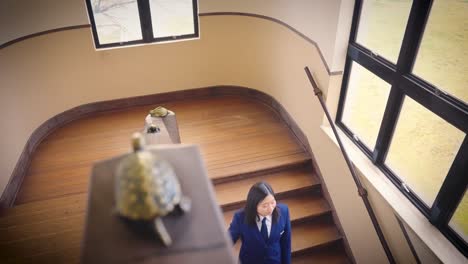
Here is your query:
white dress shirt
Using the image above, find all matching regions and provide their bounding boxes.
[256,215,272,237]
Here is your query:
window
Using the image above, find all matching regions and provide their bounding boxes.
[341,62,391,150]
[412,0,468,103]
[450,191,468,243]
[85,0,199,49]
[337,0,468,256]
[385,96,465,207]
[355,0,412,63]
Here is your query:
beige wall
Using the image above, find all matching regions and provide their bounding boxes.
[0,0,89,45]
[0,0,345,72]
[200,0,343,71]
[361,176,418,264]
[403,221,442,264]
[331,0,355,71]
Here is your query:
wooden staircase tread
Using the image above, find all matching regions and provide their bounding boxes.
[19,149,310,205]
[0,197,84,260]
[4,246,81,264]
[200,132,305,167]
[231,218,341,257]
[0,193,87,227]
[292,246,351,264]
[15,166,91,205]
[28,128,303,174]
[223,194,331,228]
[28,97,307,178]
[215,166,319,207]
[28,140,132,175]
[205,148,308,172]
[1,192,85,258]
[291,219,342,252]
[181,118,296,144]
[0,228,83,261]
[208,152,311,180]
[0,213,84,244]
[0,194,85,259]
[20,166,91,188]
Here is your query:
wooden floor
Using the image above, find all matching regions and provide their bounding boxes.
[0,96,350,263]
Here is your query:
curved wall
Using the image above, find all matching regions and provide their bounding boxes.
[0,0,347,71]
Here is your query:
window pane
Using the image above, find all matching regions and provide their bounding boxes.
[413,0,468,103]
[356,0,412,63]
[449,190,468,243]
[150,0,195,39]
[385,97,465,206]
[90,0,142,44]
[342,62,391,149]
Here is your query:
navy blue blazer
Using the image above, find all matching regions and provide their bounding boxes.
[228,203,291,264]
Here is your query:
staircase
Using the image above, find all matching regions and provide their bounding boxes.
[0,95,350,263]
[173,96,351,262]
[205,124,350,262]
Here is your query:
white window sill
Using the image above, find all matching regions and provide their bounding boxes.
[321,125,466,264]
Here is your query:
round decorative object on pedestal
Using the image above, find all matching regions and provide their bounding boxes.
[114,133,191,246]
[150,106,169,117]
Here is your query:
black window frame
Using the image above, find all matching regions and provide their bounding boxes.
[336,0,468,256]
[85,0,199,49]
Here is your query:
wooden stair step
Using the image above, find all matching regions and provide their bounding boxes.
[0,193,87,227]
[180,116,293,144]
[0,228,82,261]
[202,134,305,169]
[291,216,342,252]
[0,212,84,244]
[0,194,87,262]
[215,166,319,209]
[15,166,91,205]
[223,193,331,228]
[4,245,81,264]
[292,245,351,264]
[230,215,341,257]
[208,151,310,182]
[28,138,131,175]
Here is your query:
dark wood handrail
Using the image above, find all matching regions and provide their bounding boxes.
[304,66,396,264]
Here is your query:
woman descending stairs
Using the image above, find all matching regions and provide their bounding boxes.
[0,95,350,263]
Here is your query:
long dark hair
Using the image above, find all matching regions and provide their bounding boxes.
[244,182,279,226]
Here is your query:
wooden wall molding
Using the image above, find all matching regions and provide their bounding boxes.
[0,25,91,49]
[0,13,342,76]
[200,12,342,76]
